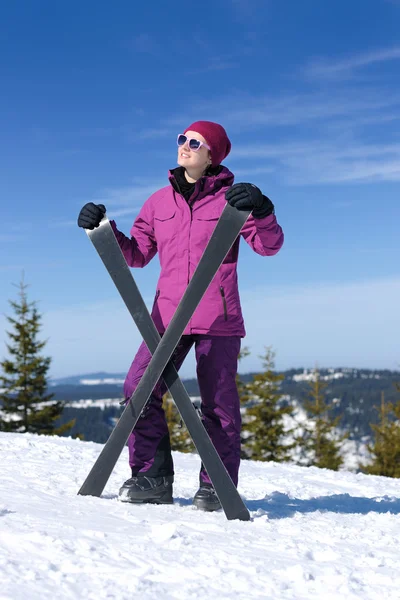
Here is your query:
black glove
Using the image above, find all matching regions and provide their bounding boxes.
[77,203,106,229]
[226,183,274,219]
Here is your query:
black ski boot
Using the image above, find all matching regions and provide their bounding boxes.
[118,474,174,504]
[193,483,221,512]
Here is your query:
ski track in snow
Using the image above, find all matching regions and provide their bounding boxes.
[0,433,400,599]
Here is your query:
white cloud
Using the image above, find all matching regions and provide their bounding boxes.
[305,46,400,80]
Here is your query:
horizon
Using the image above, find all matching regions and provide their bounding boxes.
[51,364,400,383]
[1,1,399,379]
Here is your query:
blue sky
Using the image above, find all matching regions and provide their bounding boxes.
[1,0,399,379]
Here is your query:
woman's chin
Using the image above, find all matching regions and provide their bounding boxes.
[178,157,190,168]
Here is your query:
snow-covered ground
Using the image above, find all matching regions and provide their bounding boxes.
[65,396,203,410]
[1,433,400,600]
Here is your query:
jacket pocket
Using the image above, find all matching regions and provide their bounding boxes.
[192,200,223,222]
[154,208,176,241]
[219,286,228,321]
[154,209,176,221]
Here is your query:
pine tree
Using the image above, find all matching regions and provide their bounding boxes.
[241,347,296,462]
[298,369,347,470]
[163,392,194,453]
[0,280,74,435]
[363,391,400,478]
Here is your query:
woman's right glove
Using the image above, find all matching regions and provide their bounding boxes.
[77,203,106,230]
[226,183,274,218]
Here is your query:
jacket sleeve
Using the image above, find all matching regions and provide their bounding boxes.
[240,212,284,256]
[110,198,157,268]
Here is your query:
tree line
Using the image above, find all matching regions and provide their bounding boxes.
[1,282,400,478]
[163,351,400,477]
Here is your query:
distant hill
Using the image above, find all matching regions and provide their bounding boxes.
[51,367,400,401]
[50,367,400,445]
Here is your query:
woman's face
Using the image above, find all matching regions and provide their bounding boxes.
[177,130,211,172]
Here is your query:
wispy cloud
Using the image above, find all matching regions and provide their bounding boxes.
[232,166,276,177]
[105,207,141,219]
[93,182,165,207]
[165,88,400,132]
[82,181,166,223]
[305,46,400,80]
[143,84,400,185]
[128,50,400,186]
[186,58,238,75]
[57,179,169,228]
[138,128,174,140]
[231,140,400,184]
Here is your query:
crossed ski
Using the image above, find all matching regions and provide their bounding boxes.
[78,203,251,521]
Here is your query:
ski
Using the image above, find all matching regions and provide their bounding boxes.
[78,214,250,520]
[78,203,251,521]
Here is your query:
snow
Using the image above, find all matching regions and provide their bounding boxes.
[1,433,400,599]
[292,369,345,382]
[279,399,370,472]
[65,396,202,410]
[79,378,125,385]
[65,397,123,409]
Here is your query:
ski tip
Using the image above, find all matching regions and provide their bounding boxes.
[228,506,251,522]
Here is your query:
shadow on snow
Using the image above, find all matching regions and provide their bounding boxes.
[246,491,400,519]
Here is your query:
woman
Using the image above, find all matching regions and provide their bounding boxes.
[77,121,284,511]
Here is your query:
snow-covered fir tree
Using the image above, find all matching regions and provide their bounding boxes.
[0,280,74,436]
[297,368,347,470]
[240,347,296,462]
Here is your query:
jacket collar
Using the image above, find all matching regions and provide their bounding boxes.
[168,165,234,203]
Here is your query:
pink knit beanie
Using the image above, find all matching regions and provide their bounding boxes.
[184,121,231,167]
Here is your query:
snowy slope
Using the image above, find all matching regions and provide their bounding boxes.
[1,433,400,600]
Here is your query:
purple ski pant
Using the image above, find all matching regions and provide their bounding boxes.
[123,335,241,486]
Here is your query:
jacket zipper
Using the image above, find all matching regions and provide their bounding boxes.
[189,177,205,207]
[220,286,228,321]
[187,203,193,332]
[173,175,205,333]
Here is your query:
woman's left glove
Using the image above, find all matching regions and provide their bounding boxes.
[226,183,274,219]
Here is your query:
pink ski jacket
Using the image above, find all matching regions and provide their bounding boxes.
[111,167,283,337]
